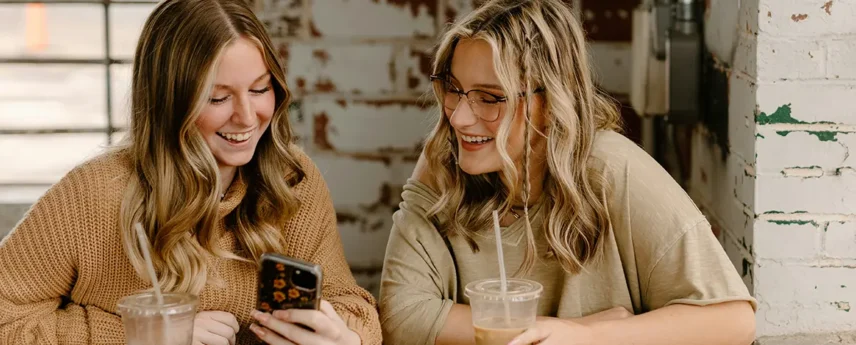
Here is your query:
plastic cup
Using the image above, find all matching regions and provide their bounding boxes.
[465,278,543,345]
[117,292,198,345]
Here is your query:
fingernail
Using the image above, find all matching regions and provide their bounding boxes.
[273,310,289,320]
[251,310,270,322]
[249,324,266,337]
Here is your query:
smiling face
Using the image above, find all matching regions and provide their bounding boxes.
[442,38,544,176]
[195,36,275,170]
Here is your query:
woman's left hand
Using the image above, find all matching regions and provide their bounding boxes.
[250,300,361,345]
[508,318,596,345]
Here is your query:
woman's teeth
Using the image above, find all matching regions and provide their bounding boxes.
[461,135,494,144]
[218,131,251,142]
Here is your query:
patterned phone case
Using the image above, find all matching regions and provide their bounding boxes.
[257,253,323,313]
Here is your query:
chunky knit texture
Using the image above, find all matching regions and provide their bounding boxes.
[0,146,381,345]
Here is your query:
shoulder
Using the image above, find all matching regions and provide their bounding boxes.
[287,144,327,194]
[52,149,133,202]
[588,130,656,177]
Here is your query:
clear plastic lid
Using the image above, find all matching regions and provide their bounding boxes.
[117,292,198,317]
[465,278,543,302]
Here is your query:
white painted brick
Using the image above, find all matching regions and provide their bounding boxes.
[756,300,856,337]
[754,221,819,259]
[826,222,856,259]
[444,0,477,25]
[754,262,856,307]
[756,38,825,81]
[338,213,393,268]
[827,39,856,80]
[755,82,856,125]
[306,99,434,153]
[312,154,390,206]
[755,173,856,214]
[287,43,396,95]
[589,42,631,95]
[758,0,856,37]
[755,130,855,175]
[729,72,758,163]
[310,0,436,38]
[391,160,419,186]
[754,262,856,336]
[393,44,434,95]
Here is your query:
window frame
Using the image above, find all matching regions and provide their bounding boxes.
[0,0,156,189]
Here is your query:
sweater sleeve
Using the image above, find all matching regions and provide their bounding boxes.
[0,169,126,344]
[284,151,382,345]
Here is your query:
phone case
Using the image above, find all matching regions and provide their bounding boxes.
[257,253,323,313]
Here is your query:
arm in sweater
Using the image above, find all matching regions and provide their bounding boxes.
[284,154,382,345]
[0,167,125,345]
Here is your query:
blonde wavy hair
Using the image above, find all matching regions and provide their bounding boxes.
[117,0,304,294]
[424,0,622,275]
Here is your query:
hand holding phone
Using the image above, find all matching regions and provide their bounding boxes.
[257,253,323,313]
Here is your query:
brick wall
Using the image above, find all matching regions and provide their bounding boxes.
[254,0,636,297]
[692,0,856,341]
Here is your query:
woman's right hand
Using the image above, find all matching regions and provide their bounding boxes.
[192,311,240,345]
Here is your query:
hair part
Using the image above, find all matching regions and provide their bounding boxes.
[117,0,304,294]
[424,0,622,276]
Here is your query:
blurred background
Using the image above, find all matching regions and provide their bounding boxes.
[0,0,854,343]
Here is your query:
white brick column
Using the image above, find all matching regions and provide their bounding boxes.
[695,0,856,342]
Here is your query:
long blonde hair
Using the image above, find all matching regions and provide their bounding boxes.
[425,0,622,275]
[118,0,304,294]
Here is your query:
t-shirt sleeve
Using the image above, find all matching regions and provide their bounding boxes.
[595,132,757,313]
[643,220,758,311]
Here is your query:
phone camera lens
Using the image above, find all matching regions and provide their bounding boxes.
[291,269,316,290]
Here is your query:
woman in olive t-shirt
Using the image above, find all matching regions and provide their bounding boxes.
[378,1,757,345]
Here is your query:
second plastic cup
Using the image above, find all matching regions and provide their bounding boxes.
[465,278,543,345]
[117,292,198,345]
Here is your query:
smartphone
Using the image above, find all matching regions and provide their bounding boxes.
[257,253,323,313]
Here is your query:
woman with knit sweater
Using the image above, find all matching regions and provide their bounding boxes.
[0,0,380,344]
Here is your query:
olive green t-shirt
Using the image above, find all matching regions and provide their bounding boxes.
[379,131,756,345]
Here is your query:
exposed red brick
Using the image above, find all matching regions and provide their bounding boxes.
[295,77,307,93]
[313,112,335,150]
[411,49,433,78]
[822,1,833,15]
[309,20,322,37]
[386,0,438,18]
[348,152,392,166]
[335,99,347,107]
[791,13,808,22]
[356,99,427,108]
[312,49,330,65]
[277,43,290,62]
[314,79,337,92]
[336,212,360,223]
[408,72,421,89]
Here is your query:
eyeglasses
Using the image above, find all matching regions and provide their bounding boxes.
[430,74,545,122]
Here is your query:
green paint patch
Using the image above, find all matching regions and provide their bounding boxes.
[842,285,848,288]
[759,104,842,142]
[768,220,817,226]
[763,211,785,214]
[834,301,851,312]
[756,133,766,139]
[808,131,839,142]
[756,104,836,125]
